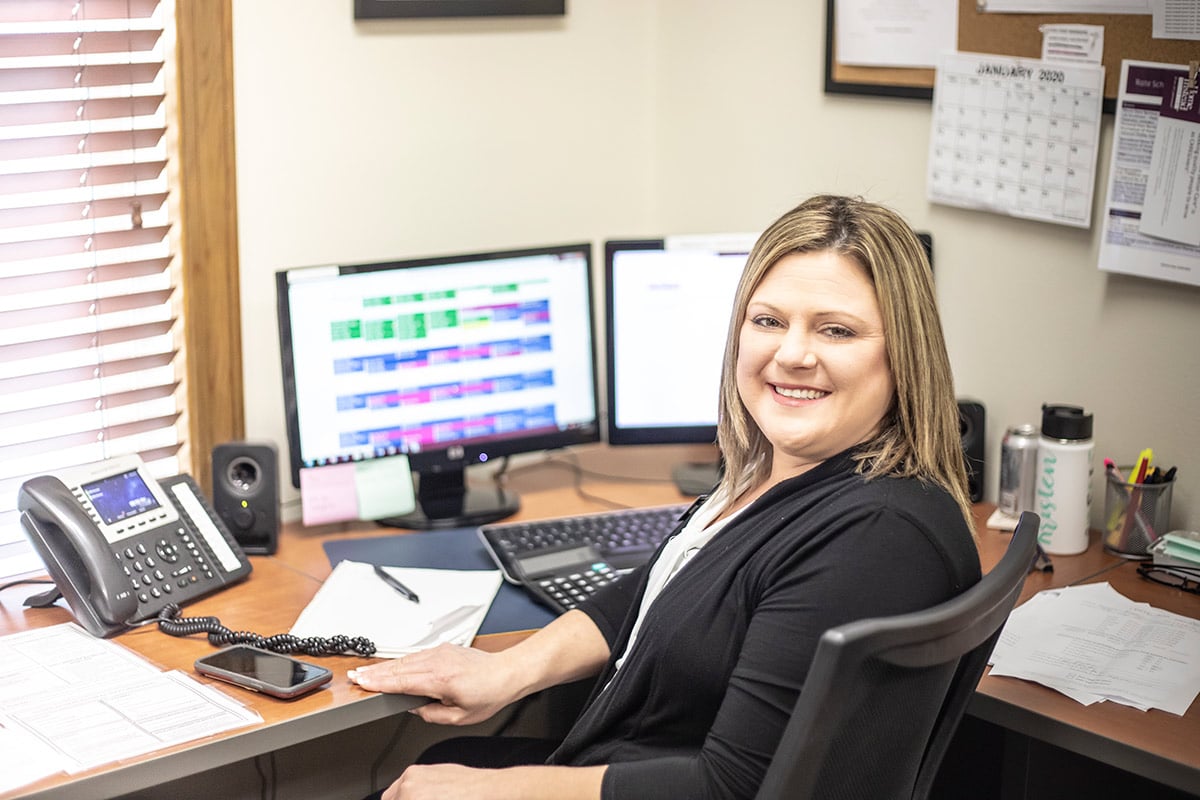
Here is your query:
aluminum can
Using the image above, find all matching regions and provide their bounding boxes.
[998,424,1038,517]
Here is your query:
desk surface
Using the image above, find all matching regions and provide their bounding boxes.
[972,551,1200,795]
[2,444,1198,798]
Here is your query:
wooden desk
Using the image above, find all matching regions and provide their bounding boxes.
[971,556,1200,797]
[964,499,1200,797]
[0,444,702,799]
[2,444,1197,798]
[0,557,426,800]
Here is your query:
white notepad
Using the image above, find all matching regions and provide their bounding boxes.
[290,560,502,658]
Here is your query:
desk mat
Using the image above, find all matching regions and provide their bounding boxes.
[322,527,556,635]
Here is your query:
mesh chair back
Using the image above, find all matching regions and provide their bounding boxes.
[755,511,1039,800]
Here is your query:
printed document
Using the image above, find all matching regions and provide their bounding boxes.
[1139,73,1200,245]
[0,623,261,792]
[989,582,1200,715]
[981,0,1148,12]
[1151,0,1200,39]
[834,0,958,68]
[1098,60,1200,285]
[1039,24,1105,64]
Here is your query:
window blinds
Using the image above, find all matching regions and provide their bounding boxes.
[0,0,184,579]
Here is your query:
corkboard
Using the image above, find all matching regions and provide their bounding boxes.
[825,0,1200,110]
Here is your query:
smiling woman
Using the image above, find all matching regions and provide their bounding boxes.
[348,195,981,800]
[734,249,896,484]
[716,194,971,531]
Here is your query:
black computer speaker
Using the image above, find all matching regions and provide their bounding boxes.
[957,400,985,503]
[212,441,279,555]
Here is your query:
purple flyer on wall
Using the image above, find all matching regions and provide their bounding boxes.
[1099,60,1200,284]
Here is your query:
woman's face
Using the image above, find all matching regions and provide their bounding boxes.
[735,250,895,479]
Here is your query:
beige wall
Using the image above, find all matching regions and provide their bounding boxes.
[233,0,1199,533]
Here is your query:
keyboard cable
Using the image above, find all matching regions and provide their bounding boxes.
[491,449,676,511]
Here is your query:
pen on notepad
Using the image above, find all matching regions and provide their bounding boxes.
[373,564,420,603]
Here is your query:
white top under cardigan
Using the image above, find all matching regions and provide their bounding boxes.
[611,486,746,674]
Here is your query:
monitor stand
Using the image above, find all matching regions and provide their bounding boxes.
[378,468,519,530]
[671,460,722,496]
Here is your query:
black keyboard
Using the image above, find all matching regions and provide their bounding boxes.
[478,503,690,611]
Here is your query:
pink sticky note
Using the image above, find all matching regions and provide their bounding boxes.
[299,463,360,526]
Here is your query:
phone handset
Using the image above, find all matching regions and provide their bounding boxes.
[19,476,138,638]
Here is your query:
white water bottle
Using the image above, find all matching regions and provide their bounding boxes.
[1035,404,1094,555]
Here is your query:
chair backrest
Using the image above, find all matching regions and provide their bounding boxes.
[754,511,1039,800]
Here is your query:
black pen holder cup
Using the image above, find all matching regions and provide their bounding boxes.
[1103,469,1174,559]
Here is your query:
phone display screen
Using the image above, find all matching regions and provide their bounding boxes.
[83,469,161,525]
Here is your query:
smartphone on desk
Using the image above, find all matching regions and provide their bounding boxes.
[195,645,333,699]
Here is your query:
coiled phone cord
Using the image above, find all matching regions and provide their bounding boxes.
[156,603,377,657]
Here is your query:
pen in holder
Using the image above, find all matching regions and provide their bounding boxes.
[1103,467,1174,559]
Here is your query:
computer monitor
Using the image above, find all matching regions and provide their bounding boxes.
[276,243,600,529]
[604,235,756,493]
[603,232,933,495]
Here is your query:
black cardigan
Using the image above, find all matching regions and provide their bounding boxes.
[548,449,981,800]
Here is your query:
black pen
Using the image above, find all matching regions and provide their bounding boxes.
[373,564,420,603]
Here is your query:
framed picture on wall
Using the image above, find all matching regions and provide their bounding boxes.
[355,0,566,18]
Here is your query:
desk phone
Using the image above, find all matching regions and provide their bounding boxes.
[18,454,253,638]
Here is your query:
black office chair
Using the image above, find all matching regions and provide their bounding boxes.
[755,511,1039,800]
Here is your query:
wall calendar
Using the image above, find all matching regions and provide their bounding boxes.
[927,51,1105,229]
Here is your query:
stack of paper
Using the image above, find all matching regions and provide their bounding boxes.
[290,560,502,658]
[989,582,1200,715]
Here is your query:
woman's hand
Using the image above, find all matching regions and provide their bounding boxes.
[382,764,485,800]
[349,609,611,727]
[348,643,522,726]
[382,764,607,800]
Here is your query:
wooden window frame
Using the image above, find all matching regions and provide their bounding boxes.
[175,0,243,494]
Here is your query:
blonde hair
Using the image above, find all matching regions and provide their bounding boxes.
[715,195,973,531]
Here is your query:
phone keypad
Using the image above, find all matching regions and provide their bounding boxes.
[122,526,214,607]
[535,562,616,611]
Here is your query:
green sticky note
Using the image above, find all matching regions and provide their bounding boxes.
[354,456,416,521]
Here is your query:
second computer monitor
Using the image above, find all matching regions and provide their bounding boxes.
[604,235,755,453]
